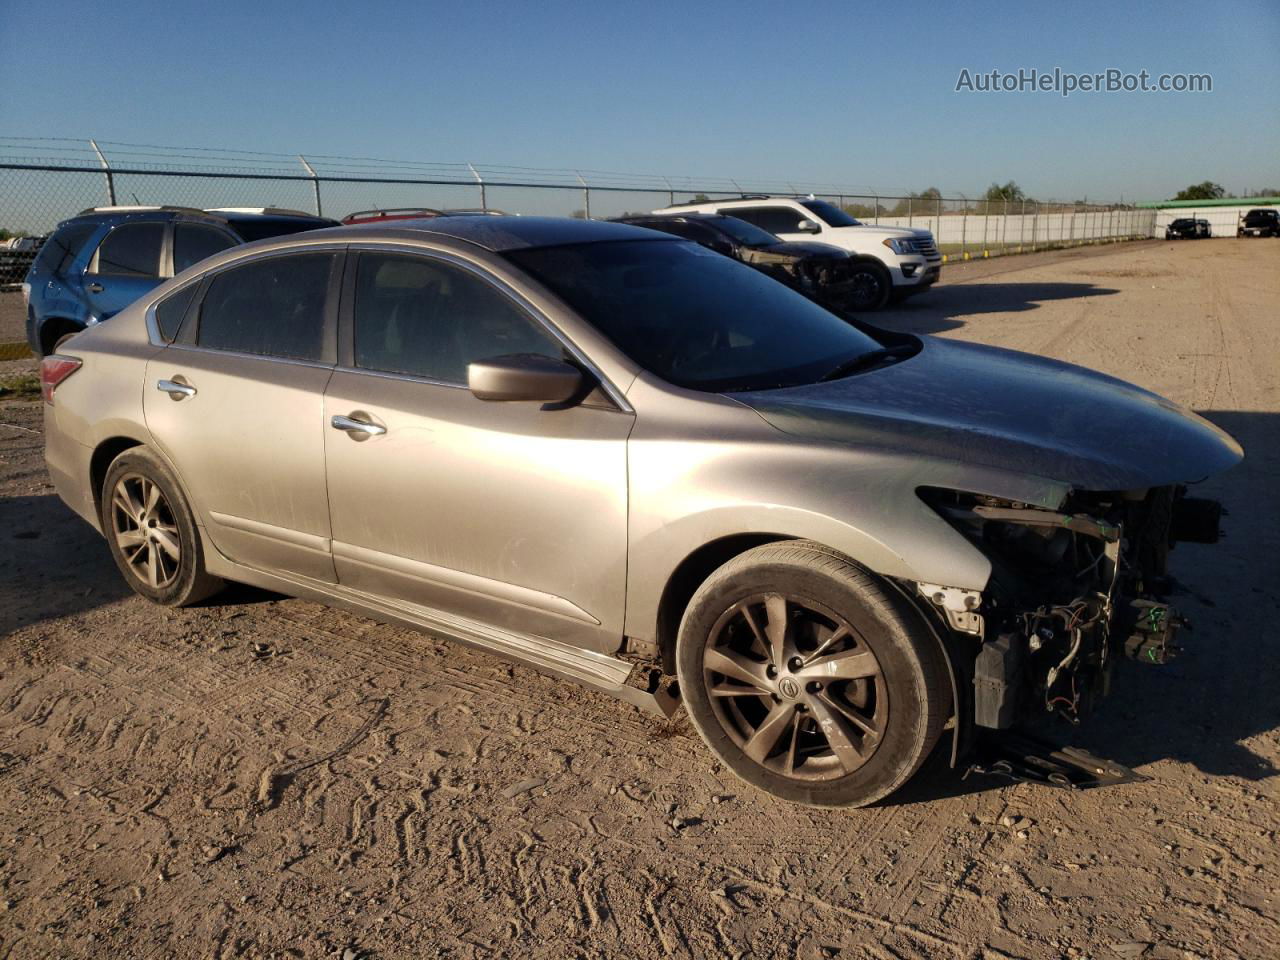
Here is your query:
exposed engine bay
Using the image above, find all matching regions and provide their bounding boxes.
[917,484,1224,784]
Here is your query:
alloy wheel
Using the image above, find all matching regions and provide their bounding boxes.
[848,270,884,310]
[702,593,887,781]
[110,473,181,589]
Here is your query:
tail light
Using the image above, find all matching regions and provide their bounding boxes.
[39,355,82,404]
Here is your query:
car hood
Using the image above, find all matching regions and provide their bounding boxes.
[831,224,932,240]
[733,337,1242,491]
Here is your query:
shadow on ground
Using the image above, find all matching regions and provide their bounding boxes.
[0,493,132,634]
[872,281,1120,335]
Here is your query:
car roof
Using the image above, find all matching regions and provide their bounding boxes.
[664,196,800,209]
[59,206,332,229]
[216,210,334,225]
[620,213,726,223]
[326,215,664,251]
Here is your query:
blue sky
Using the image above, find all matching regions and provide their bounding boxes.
[1,0,1277,201]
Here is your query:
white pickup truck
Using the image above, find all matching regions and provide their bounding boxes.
[652,196,941,310]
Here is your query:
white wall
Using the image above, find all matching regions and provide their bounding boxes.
[868,210,1155,250]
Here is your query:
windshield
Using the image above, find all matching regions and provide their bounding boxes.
[506,239,883,392]
[801,200,861,227]
[711,216,782,247]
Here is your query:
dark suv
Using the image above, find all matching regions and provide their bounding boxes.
[1238,208,1279,237]
[1164,217,1210,240]
[24,206,337,356]
[614,213,880,312]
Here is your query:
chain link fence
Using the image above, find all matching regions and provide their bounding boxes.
[0,138,1157,288]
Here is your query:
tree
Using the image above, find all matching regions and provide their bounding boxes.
[1245,187,1280,198]
[888,187,942,216]
[1173,181,1225,201]
[984,181,1025,203]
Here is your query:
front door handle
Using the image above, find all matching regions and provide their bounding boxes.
[157,378,196,400]
[331,414,386,437]
[86,282,104,294]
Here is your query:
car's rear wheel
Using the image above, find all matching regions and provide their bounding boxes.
[845,261,892,312]
[101,447,223,606]
[676,541,949,807]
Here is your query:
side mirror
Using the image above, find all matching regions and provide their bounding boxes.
[796,219,821,234]
[468,353,585,403]
[705,240,735,257]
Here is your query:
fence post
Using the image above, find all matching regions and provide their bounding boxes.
[935,197,942,253]
[873,194,879,225]
[298,156,322,216]
[575,171,590,219]
[981,197,989,256]
[959,193,968,259]
[466,163,487,211]
[89,139,116,206]
[907,196,913,228]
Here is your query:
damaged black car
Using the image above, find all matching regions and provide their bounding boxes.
[614,213,884,312]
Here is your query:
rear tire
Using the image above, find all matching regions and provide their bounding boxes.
[101,447,223,606]
[676,541,949,807]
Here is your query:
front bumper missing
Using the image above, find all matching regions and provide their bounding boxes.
[967,732,1148,790]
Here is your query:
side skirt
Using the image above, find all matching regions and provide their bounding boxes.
[202,547,679,719]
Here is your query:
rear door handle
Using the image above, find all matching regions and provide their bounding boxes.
[86,282,104,293]
[331,414,386,437]
[157,378,196,400]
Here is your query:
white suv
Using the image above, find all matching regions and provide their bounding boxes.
[653,196,941,310]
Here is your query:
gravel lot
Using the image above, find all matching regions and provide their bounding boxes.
[1,238,1277,959]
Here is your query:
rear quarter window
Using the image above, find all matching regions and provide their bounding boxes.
[154,284,199,342]
[31,223,98,276]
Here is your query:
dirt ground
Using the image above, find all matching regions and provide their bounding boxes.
[1,238,1277,960]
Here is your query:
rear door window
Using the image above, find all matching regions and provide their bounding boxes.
[195,253,336,362]
[721,207,803,234]
[93,223,164,276]
[351,252,562,383]
[173,224,238,273]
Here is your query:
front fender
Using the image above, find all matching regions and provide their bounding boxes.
[621,381,1069,643]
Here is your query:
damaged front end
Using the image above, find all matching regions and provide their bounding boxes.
[740,247,858,312]
[915,484,1224,787]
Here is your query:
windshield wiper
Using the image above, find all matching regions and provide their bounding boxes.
[819,344,916,382]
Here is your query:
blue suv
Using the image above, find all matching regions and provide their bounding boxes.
[24,206,337,356]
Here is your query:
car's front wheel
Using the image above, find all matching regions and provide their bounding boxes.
[844,261,892,312]
[101,447,223,606]
[676,541,949,807]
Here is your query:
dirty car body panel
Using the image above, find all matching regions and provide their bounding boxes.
[42,216,1242,798]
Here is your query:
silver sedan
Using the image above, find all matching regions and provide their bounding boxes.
[40,216,1242,806]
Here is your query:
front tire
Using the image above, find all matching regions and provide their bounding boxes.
[844,261,892,312]
[676,541,949,807]
[101,447,223,606]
